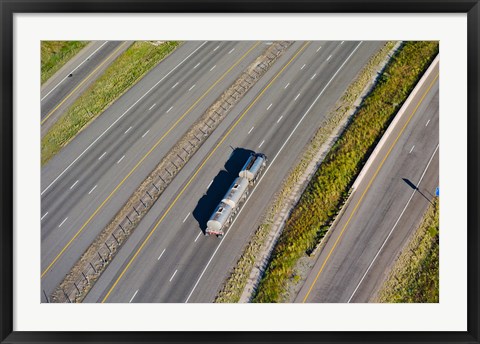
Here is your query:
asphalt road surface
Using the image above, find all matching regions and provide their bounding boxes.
[40,41,270,300]
[295,59,439,303]
[41,41,132,136]
[79,41,386,303]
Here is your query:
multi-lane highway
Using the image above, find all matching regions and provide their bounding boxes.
[74,40,386,303]
[296,59,439,303]
[41,41,268,300]
[41,41,131,136]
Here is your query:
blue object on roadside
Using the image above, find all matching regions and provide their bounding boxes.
[435,187,439,197]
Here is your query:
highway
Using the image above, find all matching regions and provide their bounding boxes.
[79,40,386,303]
[40,41,267,300]
[296,59,439,303]
[41,41,132,136]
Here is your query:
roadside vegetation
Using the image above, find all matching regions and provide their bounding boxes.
[41,41,180,165]
[375,198,439,302]
[253,41,439,303]
[41,41,89,84]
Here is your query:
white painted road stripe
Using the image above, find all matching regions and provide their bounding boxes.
[88,185,98,194]
[327,55,332,61]
[169,270,178,282]
[166,106,173,113]
[189,84,196,91]
[70,180,79,189]
[213,45,220,51]
[142,130,150,138]
[194,232,202,242]
[41,41,109,101]
[41,212,49,221]
[301,64,306,70]
[294,93,300,101]
[40,41,208,196]
[125,126,132,134]
[194,63,200,69]
[341,41,344,45]
[117,155,125,164]
[207,180,213,189]
[285,83,290,89]
[277,115,283,123]
[157,248,166,260]
[149,104,156,110]
[172,82,179,89]
[59,217,68,228]
[267,103,272,110]
[409,145,415,154]
[98,152,107,160]
[426,119,431,127]
[259,140,265,148]
[129,290,138,303]
[248,126,254,134]
[311,73,317,80]
[210,65,216,72]
[228,48,235,54]
[317,46,322,52]
[183,212,190,223]
[348,144,439,303]
[185,41,365,303]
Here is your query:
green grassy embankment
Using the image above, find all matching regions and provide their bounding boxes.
[253,41,439,303]
[41,41,180,165]
[41,41,90,84]
[375,198,439,303]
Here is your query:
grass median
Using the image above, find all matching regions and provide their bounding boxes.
[41,41,180,166]
[375,198,439,302]
[253,41,439,303]
[41,41,90,84]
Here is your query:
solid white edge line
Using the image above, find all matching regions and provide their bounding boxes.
[41,41,109,101]
[70,180,79,189]
[129,289,139,303]
[185,41,364,303]
[41,41,208,196]
[88,184,98,194]
[58,217,68,228]
[41,212,49,221]
[347,144,439,303]
[117,155,125,164]
[157,248,166,260]
[183,212,190,223]
[169,270,178,282]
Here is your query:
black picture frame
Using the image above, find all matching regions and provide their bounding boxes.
[1,1,479,343]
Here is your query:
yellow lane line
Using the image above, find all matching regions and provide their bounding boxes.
[102,42,311,302]
[41,42,261,278]
[302,72,439,303]
[41,41,129,125]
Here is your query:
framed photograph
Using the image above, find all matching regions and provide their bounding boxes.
[1,0,478,343]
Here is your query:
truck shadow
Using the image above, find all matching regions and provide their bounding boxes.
[193,147,255,234]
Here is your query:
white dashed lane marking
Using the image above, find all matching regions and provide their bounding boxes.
[129,290,138,303]
[70,180,79,189]
[88,185,98,194]
[98,152,107,160]
[58,217,68,228]
[41,212,49,221]
[169,270,178,282]
[157,248,166,260]
[117,155,125,164]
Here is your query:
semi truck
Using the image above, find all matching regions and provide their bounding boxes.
[206,152,267,237]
